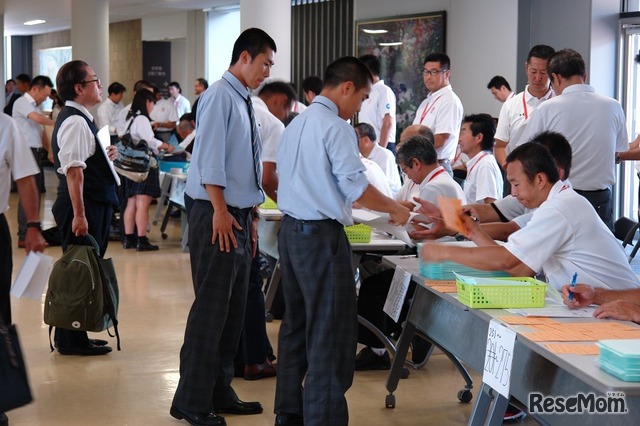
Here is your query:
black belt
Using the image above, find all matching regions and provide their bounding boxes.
[574,188,610,194]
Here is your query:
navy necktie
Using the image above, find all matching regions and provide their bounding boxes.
[246,96,262,190]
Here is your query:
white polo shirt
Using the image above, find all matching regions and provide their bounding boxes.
[12,93,44,149]
[358,79,397,145]
[252,96,284,164]
[0,114,39,214]
[505,181,639,291]
[150,98,178,132]
[495,86,554,154]
[96,98,125,136]
[413,85,463,162]
[419,166,467,206]
[361,156,393,198]
[367,143,401,195]
[463,151,503,203]
[395,178,421,209]
[517,84,628,191]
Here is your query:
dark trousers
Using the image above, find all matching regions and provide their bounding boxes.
[172,201,252,412]
[274,216,357,426]
[0,214,12,325]
[575,188,613,231]
[51,193,113,348]
[239,245,269,365]
[17,148,43,242]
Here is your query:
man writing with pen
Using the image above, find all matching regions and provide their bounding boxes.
[419,139,639,292]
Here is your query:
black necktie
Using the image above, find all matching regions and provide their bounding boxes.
[246,96,262,189]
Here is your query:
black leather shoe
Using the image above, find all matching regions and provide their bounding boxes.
[275,412,304,426]
[57,343,112,356]
[122,234,136,249]
[170,405,226,425]
[215,400,263,415]
[136,236,159,251]
[89,339,108,346]
[0,412,8,426]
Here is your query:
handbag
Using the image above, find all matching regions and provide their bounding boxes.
[0,319,33,412]
[113,117,152,183]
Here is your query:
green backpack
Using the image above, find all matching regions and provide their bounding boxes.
[44,235,120,350]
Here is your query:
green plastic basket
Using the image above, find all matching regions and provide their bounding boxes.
[344,224,372,243]
[260,197,278,210]
[456,277,546,308]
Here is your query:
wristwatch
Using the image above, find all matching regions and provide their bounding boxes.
[616,153,621,164]
[26,221,42,230]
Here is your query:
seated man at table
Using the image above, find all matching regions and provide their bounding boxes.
[355,133,466,371]
[562,284,640,323]
[410,131,572,242]
[420,142,640,291]
[394,124,433,210]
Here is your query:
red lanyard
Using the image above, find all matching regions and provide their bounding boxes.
[467,152,490,177]
[521,92,528,120]
[427,167,446,183]
[419,94,444,124]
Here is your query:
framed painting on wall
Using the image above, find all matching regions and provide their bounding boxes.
[356,11,446,136]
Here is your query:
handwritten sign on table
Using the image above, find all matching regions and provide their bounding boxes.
[383,267,412,322]
[483,319,517,398]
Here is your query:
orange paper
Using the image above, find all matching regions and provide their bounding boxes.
[437,196,465,234]
[545,343,600,355]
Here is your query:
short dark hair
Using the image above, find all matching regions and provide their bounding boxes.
[359,54,381,76]
[527,44,555,62]
[423,52,451,70]
[324,56,373,91]
[548,48,586,80]
[169,81,182,93]
[30,75,54,89]
[56,60,89,102]
[487,75,511,91]
[6,79,15,85]
[127,89,156,121]
[463,114,496,151]
[396,135,438,167]
[302,75,323,96]
[230,27,277,66]
[258,81,296,104]
[506,142,560,184]
[354,122,377,142]
[196,78,209,89]
[108,82,126,95]
[15,74,31,84]
[179,112,195,123]
[133,80,154,93]
[527,131,572,179]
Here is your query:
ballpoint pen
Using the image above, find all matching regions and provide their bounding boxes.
[568,272,578,302]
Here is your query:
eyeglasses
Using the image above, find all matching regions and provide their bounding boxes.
[422,69,447,77]
[79,78,101,86]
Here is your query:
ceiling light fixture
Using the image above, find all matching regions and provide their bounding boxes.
[24,19,46,26]
[379,42,403,46]
[363,29,388,34]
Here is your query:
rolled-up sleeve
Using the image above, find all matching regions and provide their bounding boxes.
[57,116,95,175]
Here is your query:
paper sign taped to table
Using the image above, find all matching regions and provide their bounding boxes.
[437,196,465,234]
[483,319,516,398]
[11,251,53,300]
[383,267,412,322]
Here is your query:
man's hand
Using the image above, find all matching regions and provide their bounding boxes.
[106,144,119,161]
[389,204,410,226]
[413,197,442,220]
[561,283,596,308]
[212,208,242,252]
[24,227,46,253]
[594,300,640,323]
[408,216,450,240]
[72,215,89,237]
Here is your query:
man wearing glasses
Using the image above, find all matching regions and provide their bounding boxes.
[412,52,463,176]
[51,61,119,356]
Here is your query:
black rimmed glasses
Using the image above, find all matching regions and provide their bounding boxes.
[80,77,101,86]
[421,69,447,77]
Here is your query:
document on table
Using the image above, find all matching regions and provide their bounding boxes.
[351,209,416,246]
[11,251,53,300]
[97,125,121,186]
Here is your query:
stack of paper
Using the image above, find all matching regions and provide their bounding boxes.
[598,340,640,381]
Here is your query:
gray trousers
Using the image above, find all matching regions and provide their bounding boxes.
[274,215,357,426]
[172,200,252,412]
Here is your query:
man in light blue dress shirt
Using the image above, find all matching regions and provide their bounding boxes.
[171,28,275,426]
[274,56,410,426]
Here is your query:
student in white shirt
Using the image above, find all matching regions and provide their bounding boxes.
[458,113,503,204]
[96,82,126,143]
[169,81,191,119]
[486,75,514,103]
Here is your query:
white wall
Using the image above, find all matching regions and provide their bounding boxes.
[207,10,240,85]
[355,0,519,117]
